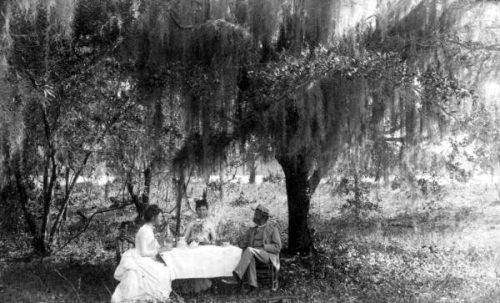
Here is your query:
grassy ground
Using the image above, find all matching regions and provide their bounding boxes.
[1,176,500,302]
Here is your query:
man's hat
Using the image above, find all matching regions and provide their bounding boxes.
[253,204,271,217]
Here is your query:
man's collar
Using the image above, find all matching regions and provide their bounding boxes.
[255,222,267,228]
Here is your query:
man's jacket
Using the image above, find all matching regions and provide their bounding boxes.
[239,223,281,270]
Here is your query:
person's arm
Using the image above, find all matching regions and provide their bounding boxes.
[263,226,281,254]
[164,225,174,243]
[184,222,194,244]
[238,229,251,249]
[137,228,159,257]
[209,222,217,244]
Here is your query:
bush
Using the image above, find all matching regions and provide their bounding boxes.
[262,172,284,183]
[215,218,246,243]
[391,176,402,190]
[72,181,103,207]
[229,191,256,207]
[417,175,444,197]
[331,176,372,197]
[340,195,380,220]
[206,180,222,192]
[331,176,380,220]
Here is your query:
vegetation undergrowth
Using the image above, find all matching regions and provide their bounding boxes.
[1,177,500,302]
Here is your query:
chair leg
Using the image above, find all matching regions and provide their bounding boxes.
[115,239,121,264]
[171,290,184,303]
[271,267,279,291]
[255,261,279,291]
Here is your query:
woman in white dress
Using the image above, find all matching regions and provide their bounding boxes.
[111,205,173,302]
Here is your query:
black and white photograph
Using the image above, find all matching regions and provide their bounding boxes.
[0,0,499,302]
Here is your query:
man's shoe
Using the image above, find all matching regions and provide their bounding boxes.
[221,278,239,285]
[221,271,241,285]
[232,271,241,283]
[244,286,257,295]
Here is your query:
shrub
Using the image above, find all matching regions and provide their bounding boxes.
[72,181,103,207]
[331,176,380,220]
[417,175,444,197]
[229,191,256,207]
[262,172,284,183]
[391,176,402,190]
[215,218,246,243]
[341,195,380,220]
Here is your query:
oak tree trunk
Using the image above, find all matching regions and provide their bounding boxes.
[278,154,320,254]
[126,166,152,223]
[248,156,257,184]
[174,172,185,237]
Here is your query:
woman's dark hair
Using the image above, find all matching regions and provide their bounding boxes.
[144,204,162,222]
[195,199,209,210]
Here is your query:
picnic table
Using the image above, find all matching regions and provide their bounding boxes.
[159,245,242,280]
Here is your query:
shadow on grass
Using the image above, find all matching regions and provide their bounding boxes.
[0,260,116,303]
[0,259,309,303]
[319,205,480,240]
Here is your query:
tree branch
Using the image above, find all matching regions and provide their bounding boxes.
[14,164,38,237]
[183,165,195,212]
[41,150,58,245]
[307,169,322,197]
[48,152,91,244]
[169,11,194,30]
[49,100,136,244]
[53,204,131,254]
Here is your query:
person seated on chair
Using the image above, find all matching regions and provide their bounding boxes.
[175,198,217,294]
[232,204,281,292]
[184,198,217,246]
[111,204,173,302]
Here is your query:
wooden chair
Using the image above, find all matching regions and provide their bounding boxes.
[256,258,279,291]
[115,221,138,263]
[115,235,135,264]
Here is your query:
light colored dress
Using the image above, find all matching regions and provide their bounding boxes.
[174,218,216,294]
[184,218,216,244]
[111,224,172,302]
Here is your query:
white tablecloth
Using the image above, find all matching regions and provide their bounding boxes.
[160,245,242,280]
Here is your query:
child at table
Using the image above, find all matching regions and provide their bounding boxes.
[175,198,217,293]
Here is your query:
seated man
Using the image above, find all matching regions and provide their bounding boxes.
[231,204,281,292]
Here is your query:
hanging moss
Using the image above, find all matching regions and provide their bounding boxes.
[0,0,489,179]
[189,19,253,66]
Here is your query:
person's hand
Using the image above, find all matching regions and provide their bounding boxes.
[157,235,166,246]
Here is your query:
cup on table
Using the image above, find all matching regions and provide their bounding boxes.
[216,239,230,246]
[176,236,187,248]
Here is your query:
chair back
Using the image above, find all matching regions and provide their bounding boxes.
[115,221,138,263]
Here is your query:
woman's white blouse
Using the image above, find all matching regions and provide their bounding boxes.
[135,224,160,258]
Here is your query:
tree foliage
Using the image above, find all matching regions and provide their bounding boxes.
[0,0,134,255]
[0,0,498,254]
